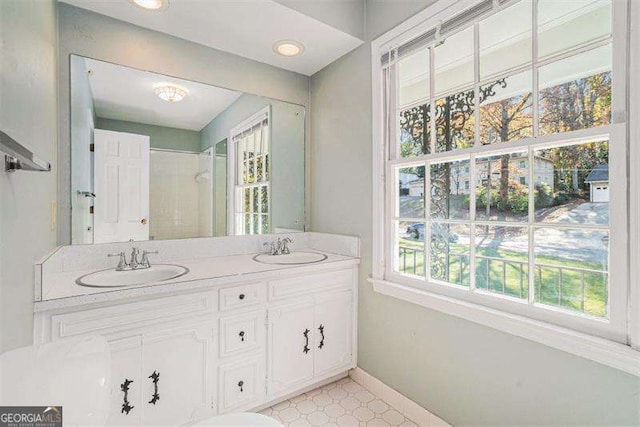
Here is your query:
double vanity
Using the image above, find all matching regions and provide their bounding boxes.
[33,232,359,426]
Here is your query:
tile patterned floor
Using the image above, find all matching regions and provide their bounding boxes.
[260,377,418,427]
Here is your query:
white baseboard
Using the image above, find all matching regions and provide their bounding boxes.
[349,367,451,427]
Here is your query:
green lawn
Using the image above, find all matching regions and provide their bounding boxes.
[397,239,608,318]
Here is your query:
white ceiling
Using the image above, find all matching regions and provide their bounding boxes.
[84,57,243,130]
[60,0,364,76]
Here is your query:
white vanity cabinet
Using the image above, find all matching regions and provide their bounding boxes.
[34,263,358,426]
[267,290,353,396]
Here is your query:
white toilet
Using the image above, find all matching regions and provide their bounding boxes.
[0,336,281,427]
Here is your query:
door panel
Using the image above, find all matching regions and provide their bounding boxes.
[141,322,215,426]
[267,301,315,395]
[94,129,149,243]
[106,336,143,427]
[314,291,353,376]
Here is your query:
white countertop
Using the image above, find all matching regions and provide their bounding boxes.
[35,250,359,312]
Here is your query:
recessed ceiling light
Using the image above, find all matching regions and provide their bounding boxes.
[273,40,304,57]
[129,0,169,11]
[154,85,188,103]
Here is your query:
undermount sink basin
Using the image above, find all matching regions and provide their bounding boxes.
[253,251,328,265]
[76,264,189,288]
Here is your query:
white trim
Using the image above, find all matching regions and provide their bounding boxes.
[629,0,640,350]
[369,277,640,377]
[371,0,636,372]
[349,367,451,427]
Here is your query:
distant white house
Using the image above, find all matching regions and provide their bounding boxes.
[448,154,555,195]
[399,154,555,197]
[584,164,609,203]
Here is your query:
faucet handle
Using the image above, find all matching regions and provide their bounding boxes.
[108,252,128,271]
[281,237,292,254]
[140,250,158,268]
[263,241,276,255]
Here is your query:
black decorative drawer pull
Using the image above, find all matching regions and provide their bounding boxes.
[238,380,244,392]
[120,378,134,415]
[148,371,160,405]
[303,329,310,354]
[318,324,325,349]
[238,293,245,300]
[239,331,245,342]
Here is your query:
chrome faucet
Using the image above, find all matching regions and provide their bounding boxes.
[263,237,293,256]
[108,247,159,270]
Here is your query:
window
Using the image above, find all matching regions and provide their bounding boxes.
[376,0,629,343]
[229,107,270,235]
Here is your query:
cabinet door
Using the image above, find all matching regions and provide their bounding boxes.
[314,291,353,376]
[106,336,143,427]
[267,301,315,395]
[141,321,215,426]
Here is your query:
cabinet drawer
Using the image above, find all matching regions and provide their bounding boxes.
[220,311,265,358]
[219,283,264,312]
[218,357,264,413]
[268,269,353,301]
[51,291,216,339]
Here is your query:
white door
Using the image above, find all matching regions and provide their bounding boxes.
[141,322,215,426]
[314,291,353,376]
[94,129,150,243]
[267,301,315,395]
[106,336,143,427]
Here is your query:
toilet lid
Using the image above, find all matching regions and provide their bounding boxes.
[194,412,282,426]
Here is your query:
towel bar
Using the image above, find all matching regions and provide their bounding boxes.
[1,130,52,172]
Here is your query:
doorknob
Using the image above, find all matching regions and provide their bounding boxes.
[141,218,148,225]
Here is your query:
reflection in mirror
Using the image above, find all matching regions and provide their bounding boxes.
[70,55,305,244]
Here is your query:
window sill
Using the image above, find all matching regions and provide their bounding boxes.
[369,277,640,377]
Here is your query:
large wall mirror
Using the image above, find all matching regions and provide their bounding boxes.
[69,55,305,244]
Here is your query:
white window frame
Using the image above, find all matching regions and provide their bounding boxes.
[371,0,640,376]
[228,106,271,235]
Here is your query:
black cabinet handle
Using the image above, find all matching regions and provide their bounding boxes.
[239,331,245,342]
[148,371,160,405]
[238,380,244,392]
[303,328,310,354]
[120,379,134,415]
[318,324,325,349]
[238,293,245,300]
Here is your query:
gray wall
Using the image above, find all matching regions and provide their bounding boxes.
[201,94,305,232]
[57,3,310,245]
[96,118,202,152]
[0,0,58,352]
[310,0,640,425]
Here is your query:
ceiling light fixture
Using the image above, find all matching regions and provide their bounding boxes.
[154,85,188,103]
[129,0,169,11]
[273,40,304,57]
